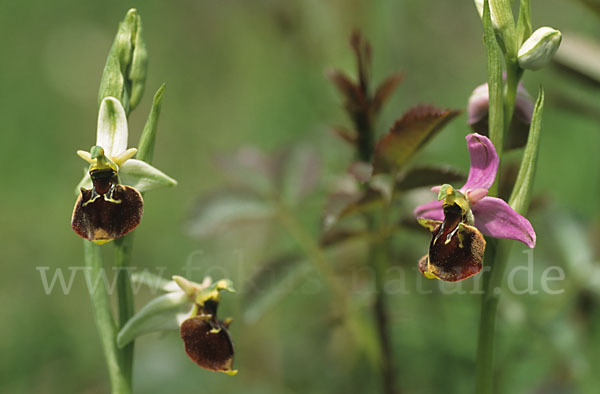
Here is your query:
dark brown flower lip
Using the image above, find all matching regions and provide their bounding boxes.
[418,203,486,282]
[180,315,236,375]
[71,183,143,245]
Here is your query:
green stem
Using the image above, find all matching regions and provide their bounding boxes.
[363,203,398,394]
[371,236,397,394]
[474,239,512,394]
[83,241,131,394]
[114,235,136,390]
[503,61,522,137]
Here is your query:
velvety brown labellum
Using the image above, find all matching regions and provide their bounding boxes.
[71,171,143,244]
[180,316,235,373]
[419,204,485,282]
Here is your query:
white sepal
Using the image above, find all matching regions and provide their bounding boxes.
[97,97,129,157]
[119,159,177,193]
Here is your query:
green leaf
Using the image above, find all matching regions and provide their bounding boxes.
[509,88,544,214]
[280,145,321,205]
[116,291,191,348]
[186,189,275,238]
[515,0,532,47]
[372,105,461,174]
[489,0,517,58]
[137,84,165,165]
[127,12,148,110]
[131,271,177,292]
[98,9,148,114]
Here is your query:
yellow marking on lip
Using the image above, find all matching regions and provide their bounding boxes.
[92,229,112,245]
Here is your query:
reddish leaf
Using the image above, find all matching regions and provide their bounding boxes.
[349,30,372,94]
[373,105,462,174]
[327,69,363,109]
[395,166,465,191]
[373,72,404,114]
[330,126,357,145]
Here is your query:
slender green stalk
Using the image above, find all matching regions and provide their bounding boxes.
[503,61,522,138]
[483,0,505,197]
[371,232,397,394]
[109,84,166,389]
[475,2,517,392]
[83,241,131,394]
[114,236,136,390]
[475,239,512,394]
[475,0,544,384]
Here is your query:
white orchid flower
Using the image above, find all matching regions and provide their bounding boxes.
[76,97,176,193]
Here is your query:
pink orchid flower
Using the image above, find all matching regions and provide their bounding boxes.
[414,133,536,281]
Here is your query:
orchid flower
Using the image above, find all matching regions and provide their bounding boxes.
[71,97,176,244]
[75,97,177,194]
[468,81,534,150]
[116,274,237,375]
[414,133,536,281]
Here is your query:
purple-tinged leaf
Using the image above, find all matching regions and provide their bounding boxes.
[373,105,461,174]
[327,69,364,110]
[373,72,404,114]
[349,30,372,94]
[395,166,465,191]
[331,126,357,145]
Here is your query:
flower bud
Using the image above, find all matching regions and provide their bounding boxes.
[518,27,562,70]
[474,0,516,55]
[98,9,148,113]
[468,81,534,150]
[474,0,499,30]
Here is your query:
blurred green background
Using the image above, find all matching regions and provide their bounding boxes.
[1,0,599,393]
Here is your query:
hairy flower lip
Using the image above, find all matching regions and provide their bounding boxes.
[418,206,486,282]
[180,315,237,375]
[414,133,536,249]
[176,276,237,375]
[71,183,143,244]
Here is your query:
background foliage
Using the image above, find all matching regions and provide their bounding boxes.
[1,0,599,393]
